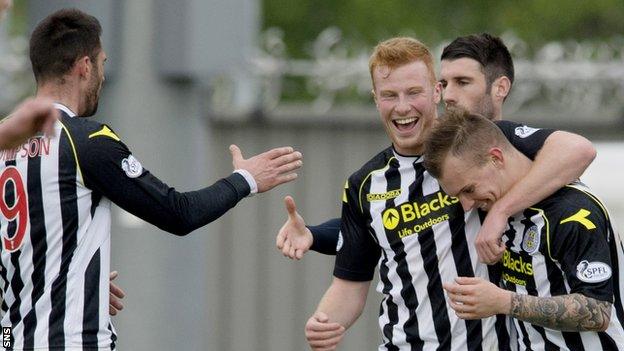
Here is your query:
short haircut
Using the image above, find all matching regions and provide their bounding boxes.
[29,8,102,84]
[423,108,511,179]
[441,33,514,89]
[369,37,436,88]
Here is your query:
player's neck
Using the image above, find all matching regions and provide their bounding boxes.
[36,82,81,116]
[506,150,533,185]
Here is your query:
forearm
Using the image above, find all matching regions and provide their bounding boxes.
[316,278,370,329]
[494,131,595,217]
[509,293,611,331]
[309,218,341,255]
[146,172,250,235]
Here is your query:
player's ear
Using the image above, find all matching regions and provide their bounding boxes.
[488,147,504,167]
[371,89,379,108]
[492,76,511,101]
[433,81,442,104]
[73,56,91,79]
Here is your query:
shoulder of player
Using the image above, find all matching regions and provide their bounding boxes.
[59,116,123,146]
[346,146,393,188]
[536,185,607,229]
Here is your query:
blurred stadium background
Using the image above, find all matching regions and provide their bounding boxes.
[1,0,623,349]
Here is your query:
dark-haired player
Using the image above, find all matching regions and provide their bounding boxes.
[0,8,301,349]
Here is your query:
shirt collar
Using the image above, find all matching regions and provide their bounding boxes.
[53,103,76,117]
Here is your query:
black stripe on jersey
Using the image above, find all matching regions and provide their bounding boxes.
[82,249,100,346]
[49,131,79,347]
[108,322,117,350]
[90,192,101,218]
[379,253,400,350]
[23,152,48,349]
[411,163,451,349]
[509,283,532,350]
[449,205,482,350]
[381,160,420,350]
[598,331,619,350]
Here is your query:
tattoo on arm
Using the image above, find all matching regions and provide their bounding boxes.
[509,293,611,332]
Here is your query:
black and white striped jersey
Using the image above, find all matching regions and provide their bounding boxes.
[501,183,624,350]
[0,104,251,350]
[335,149,500,350]
[332,121,554,350]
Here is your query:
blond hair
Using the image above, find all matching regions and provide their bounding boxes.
[423,108,511,179]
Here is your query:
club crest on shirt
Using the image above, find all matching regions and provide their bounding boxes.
[121,155,143,178]
[576,260,612,283]
[521,225,540,254]
[514,125,540,138]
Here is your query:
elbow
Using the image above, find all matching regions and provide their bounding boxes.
[159,221,196,236]
[169,227,193,237]
[578,139,597,168]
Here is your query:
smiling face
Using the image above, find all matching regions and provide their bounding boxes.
[438,154,503,212]
[373,61,440,155]
[439,57,497,120]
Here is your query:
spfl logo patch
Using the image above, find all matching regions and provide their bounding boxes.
[514,126,539,138]
[121,155,143,178]
[576,260,612,283]
[521,225,540,254]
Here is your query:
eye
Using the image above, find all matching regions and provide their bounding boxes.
[439,80,448,88]
[462,186,474,194]
[457,79,470,87]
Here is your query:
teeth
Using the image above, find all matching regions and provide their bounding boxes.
[394,117,418,125]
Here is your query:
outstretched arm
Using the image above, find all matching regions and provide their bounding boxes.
[75,124,302,236]
[476,131,596,263]
[275,195,341,259]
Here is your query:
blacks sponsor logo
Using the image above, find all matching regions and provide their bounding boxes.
[502,250,533,287]
[381,191,459,242]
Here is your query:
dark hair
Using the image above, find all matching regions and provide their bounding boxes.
[423,107,511,179]
[441,33,514,88]
[29,8,102,83]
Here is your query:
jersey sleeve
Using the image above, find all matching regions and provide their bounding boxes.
[333,178,380,281]
[548,198,614,302]
[71,123,250,236]
[308,218,340,255]
[495,120,556,160]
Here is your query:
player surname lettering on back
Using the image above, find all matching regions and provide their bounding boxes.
[0,137,51,161]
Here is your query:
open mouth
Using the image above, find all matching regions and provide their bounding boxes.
[393,117,419,132]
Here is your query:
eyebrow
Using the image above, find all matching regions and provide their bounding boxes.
[451,75,472,81]
[457,184,473,196]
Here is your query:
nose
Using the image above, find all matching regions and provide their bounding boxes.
[443,85,457,106]
[394,95,411,115]
[459,195,475,212]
